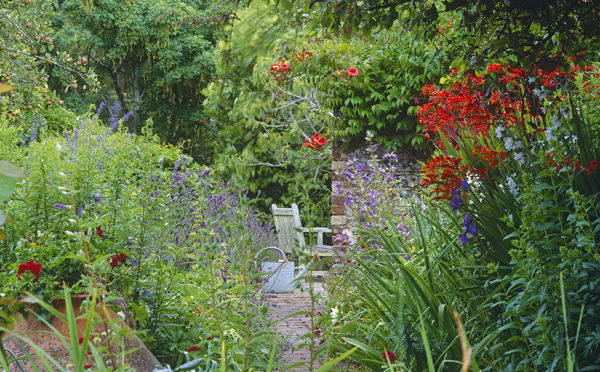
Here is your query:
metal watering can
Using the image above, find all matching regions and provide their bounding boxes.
[254,247,308,293]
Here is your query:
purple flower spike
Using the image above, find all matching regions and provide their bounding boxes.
[459,179,468,191]
[450,189,463,211]
[460,232,469,245]
[53,204,69,210]
[77,205,84,216]
[96,101,106,117]
[402,255,410,261]
[460,212,477,244]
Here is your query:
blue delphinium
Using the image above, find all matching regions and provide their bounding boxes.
[450,189,463,211]
[460,212,478,244]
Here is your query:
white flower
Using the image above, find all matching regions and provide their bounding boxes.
[331,307,339,324]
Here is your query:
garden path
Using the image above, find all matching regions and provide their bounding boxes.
[266,281,326,371]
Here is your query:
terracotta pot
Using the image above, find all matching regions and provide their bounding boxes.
[2,296,160,372]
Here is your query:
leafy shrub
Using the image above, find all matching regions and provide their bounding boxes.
[296,26,452,152]
[203,2,331,226]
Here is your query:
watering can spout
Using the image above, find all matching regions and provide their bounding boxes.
[294,254,317,282]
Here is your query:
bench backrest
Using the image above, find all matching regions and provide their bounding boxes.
[271,203,305,254]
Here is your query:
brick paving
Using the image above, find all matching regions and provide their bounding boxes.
[265,281,326,371]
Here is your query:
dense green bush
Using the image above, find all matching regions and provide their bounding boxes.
[52,0,222,161]
[203,2,331,226]
[294,26,452,152]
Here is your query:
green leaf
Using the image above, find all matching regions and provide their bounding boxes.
[0,174,17,204]
[315,347,357,371]
[0,161,25,178]
[0,82,15,94]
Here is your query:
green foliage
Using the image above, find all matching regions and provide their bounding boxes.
[287,0,600,65]
[297,26,450,152]
[204,1,331,226]
[0,0,97,136]
[325,148,482,370]
[0,105,278,369]
[53,0,221,160]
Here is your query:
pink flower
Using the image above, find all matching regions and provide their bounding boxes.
[347,67,359,76]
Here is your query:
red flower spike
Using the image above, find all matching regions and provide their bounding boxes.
[187,345,202,352]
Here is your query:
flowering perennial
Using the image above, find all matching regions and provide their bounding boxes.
[301,133,327,150]
[382,350,397,363]
[109,253,128,268]
[18,260,42,281]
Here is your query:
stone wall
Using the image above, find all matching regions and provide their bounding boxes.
[330,141,425,262]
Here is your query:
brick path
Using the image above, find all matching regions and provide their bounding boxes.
[265,281,326,371]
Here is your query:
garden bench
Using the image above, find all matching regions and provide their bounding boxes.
[271,203,333,260]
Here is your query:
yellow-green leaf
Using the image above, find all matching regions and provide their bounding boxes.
[0,82,15,94]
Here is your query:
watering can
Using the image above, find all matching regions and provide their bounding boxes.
[254,247,308,293]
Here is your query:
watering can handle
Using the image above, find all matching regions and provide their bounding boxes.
[254,246,286,266]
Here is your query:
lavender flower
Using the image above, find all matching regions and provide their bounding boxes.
[96,101,106,117]
[53,204,69,210]
[109,101,122,132]
[29,120,41,144]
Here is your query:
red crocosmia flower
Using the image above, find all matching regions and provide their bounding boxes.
[187,345,202,352]
[109,253,128,268]
[84,364,92,369]
[18,261,42,282]
[347,67,359,76]
[95,226,104,237]
[382,350,396,363]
